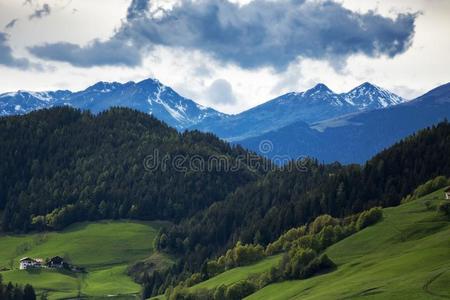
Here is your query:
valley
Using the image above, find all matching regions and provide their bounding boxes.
[1,1,449,299]
[0,220,170,299]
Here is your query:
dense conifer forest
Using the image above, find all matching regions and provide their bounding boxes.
[0,107,264,232]
[1,108,449,296]
[150,121,450,293]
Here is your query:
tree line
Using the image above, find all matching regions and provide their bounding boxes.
[0,275,36,300]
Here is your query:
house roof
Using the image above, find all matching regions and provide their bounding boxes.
[20,257,36,262]
[49,256,64,262]
[445,187,450,192]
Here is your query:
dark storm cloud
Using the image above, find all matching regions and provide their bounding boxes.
[0,32,30,69]
[29,3,51,20]
[126,0,150,20]
[28,0,417,70]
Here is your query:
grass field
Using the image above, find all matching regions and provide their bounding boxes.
[0,220,170,299]
[175,188,450,300]
[247,188,450,299]
[191,254,282,291]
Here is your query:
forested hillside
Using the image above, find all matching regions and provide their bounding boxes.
[0,107,264,232]
[157,121,450,277]
[1,108,449,298]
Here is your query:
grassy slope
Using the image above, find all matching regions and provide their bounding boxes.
[247,188,450,299]
[175,188,450,300]
[192,255,282,291]
[0,220,170,299]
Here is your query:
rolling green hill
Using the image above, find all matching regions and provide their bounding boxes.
[0,220,171,299]
[179,187,450,299]
[191,254,282,291]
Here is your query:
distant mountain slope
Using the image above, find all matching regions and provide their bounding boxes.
[0,90,71,115]
[240,82,450,163]
[0,80,405,137]
[192,82,406,141]
[0,79,223,129]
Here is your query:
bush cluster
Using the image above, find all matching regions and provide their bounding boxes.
[401,176,449,203]
[437,201,450,216]
[160,207,384,299]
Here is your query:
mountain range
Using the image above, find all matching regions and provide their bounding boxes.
[192,82,406,141]
[240,83,450,163]
[1,78,449,163]
[0,79,223,129]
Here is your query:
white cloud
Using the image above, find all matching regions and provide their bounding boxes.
[0,0,449,114]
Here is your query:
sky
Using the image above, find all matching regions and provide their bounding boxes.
[0,0,449,114]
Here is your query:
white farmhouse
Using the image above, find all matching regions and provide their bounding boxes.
[19,257,38,270]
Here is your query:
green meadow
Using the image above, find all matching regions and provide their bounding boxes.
[181,188,450,300]
[191,254,282,291]
[0,220,170,299]
[248,188,450,299]
[3,190,449,300]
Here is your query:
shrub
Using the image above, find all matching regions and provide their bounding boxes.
[402,176,449,203]
[265,226,307,255]
[309,215,339,234]
[281,247,317,279]
[225,280,256,300]
[216,242,265,270]
[300,254,336,279]
[184,273,203,287]
[206,261,225,278]
[213,285,226,300]
[290,235,321,252]
[356,207,383,231]
[437,201,450,216]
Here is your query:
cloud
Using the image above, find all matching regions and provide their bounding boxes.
[205,78,237,105]
[28,0,417,70]
[5,19,19,30]
[29,39,142,67]
[127,0,150,20]
[29,3,51,20]
[0,32,30,69]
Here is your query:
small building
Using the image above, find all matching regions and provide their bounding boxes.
[445,187,450,200]
[47,256,65,269]
[19,257,40,270]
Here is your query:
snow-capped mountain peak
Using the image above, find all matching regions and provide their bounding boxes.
[344,82,406,109]
[0,78,223,129]
[301,83,345,106]
[86,81,123,93]
[309,83,334,93]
